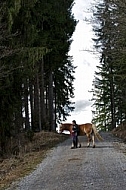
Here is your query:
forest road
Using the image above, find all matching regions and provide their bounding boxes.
[7,132,126,190]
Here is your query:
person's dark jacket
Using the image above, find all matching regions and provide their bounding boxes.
[72,124,79,136]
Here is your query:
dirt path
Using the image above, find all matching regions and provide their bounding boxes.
[6,132,126,190]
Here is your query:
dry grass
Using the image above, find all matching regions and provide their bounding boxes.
[112,122,126,142]
[0,131,69,190]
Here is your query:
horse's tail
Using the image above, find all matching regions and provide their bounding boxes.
[92,124,103,141]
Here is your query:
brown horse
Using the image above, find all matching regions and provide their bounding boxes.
[59,123,103,148]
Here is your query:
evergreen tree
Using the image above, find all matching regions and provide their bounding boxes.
[0,0,77,153]
[91,0,126,130]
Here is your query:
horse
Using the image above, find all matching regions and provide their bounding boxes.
[59,123,103,148]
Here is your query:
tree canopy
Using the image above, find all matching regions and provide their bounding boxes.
[0,0,77,154]
[91,0,126,130]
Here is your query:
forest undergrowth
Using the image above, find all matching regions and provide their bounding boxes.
[0,131,68,190]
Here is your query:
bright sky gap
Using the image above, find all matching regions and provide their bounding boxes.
[66,0,99,124]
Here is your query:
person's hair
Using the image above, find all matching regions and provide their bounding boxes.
[72,120,76,124]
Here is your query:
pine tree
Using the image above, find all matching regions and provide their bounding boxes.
[91,0,126,130]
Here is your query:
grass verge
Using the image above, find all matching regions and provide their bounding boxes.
[0,131,69,190]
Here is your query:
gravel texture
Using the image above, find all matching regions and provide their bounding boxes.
[6,132,126,190]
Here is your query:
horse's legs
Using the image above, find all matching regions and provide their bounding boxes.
[87,133,95,148]
[87,134,91,147]
[92,134,95,148]
[77,136,81,148]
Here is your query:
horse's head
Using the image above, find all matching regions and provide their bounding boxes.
[59,123,64,133]
[59,123,72,134]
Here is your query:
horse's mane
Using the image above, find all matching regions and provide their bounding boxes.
[60,123,72,126]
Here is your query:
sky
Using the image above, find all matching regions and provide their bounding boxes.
[66,0,99,124]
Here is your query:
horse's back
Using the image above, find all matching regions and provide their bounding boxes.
[79,123,92,136]
[60,123,93,135]
[61,123,72,125]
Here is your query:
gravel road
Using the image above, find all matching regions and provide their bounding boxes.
[7,132,126,190]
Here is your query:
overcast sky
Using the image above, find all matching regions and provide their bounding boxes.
[66,0,99,124]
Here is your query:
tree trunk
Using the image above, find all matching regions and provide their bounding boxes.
[48,70,54,131]
[40,56,46,129]
[24,79,30,130]
[110,66,116,130]
[29,80,34,130]
[33,73,41,132]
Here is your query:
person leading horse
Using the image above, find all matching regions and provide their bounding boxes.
[71,120,81,149]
